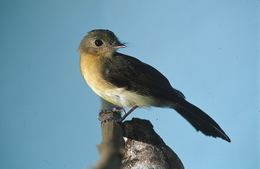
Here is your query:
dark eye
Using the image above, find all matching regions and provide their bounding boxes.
[94,39,103,47]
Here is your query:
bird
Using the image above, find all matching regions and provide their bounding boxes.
[79,29,231,142]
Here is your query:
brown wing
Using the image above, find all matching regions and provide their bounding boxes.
[101,52,185,101]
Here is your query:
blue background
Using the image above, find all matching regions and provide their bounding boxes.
[1,0,259,169]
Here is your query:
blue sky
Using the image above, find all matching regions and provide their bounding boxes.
[0,0,259,169]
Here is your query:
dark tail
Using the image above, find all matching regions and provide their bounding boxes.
[173,99,231,142]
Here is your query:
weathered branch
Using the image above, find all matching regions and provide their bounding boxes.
[121,118,184,169]
[95,110,124,169]
[95,99,184,169]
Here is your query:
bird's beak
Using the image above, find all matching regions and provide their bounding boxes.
[114,43,126,49]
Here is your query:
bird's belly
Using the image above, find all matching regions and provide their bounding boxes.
[99,88,156,107]
[84,75,154,107]
[82,68,154,107]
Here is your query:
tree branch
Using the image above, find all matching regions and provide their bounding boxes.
[95,110,124,169]
[95,99,184,169]
[121,118,184,169]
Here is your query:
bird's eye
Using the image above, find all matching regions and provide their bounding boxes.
[94,39,103,47]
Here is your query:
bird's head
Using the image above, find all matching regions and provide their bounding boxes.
[79,29,125,57]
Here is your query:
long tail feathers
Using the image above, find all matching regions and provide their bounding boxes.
[173,99,231,142]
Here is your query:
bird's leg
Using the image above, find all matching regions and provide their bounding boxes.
[120,105,138,122]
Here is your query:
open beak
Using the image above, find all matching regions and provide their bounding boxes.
[114,43,126,49]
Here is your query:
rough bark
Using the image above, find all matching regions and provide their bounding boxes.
[121,118,184,169]
[95,110,124,169]
[95,99,184,169]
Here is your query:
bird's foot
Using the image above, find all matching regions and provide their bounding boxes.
[98,109,121,124]
[112,106,126,113]
[100,105,138,122]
